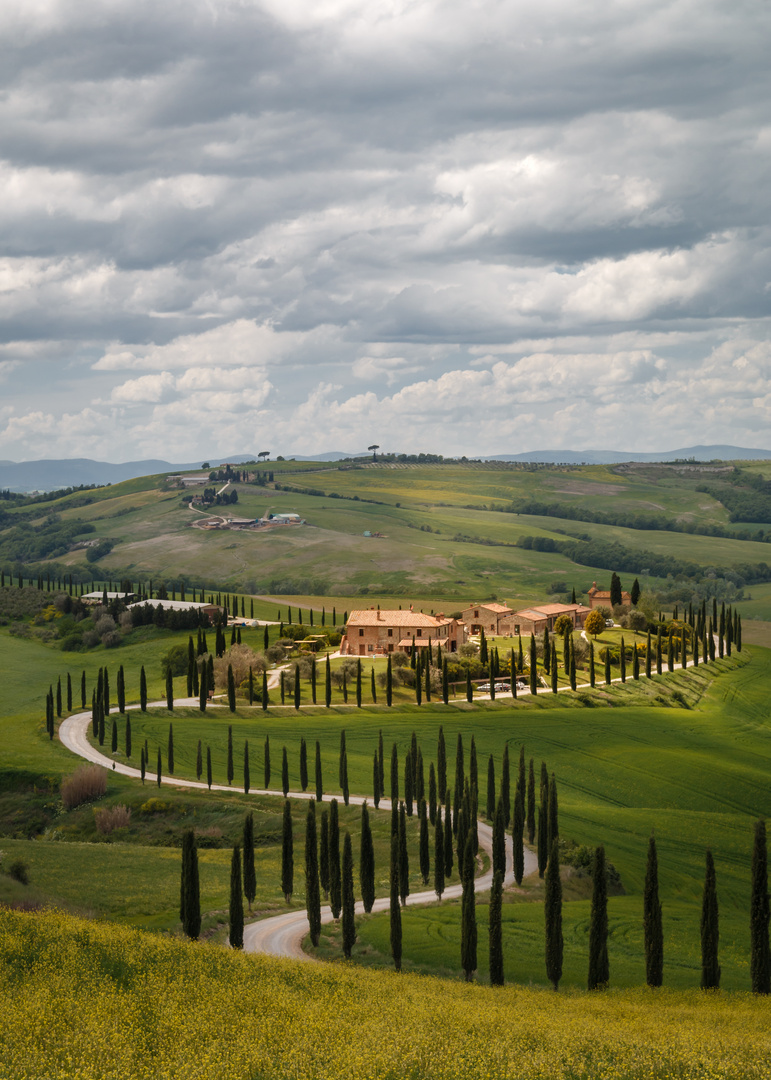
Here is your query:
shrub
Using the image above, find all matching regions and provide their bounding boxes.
[102,631,122,648]
[7,859,30,885]
[94,805,132,834]
[61,765,107,810]
[139,799,173,815]
[94,615,116,636]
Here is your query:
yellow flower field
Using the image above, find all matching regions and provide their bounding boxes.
[1,908,769,1080]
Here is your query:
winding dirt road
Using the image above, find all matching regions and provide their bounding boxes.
[59,702,536,960]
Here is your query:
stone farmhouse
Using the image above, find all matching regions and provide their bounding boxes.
[506,602,591,637]
[460,602,515,635]
[586,581,632,609]
[340,608,466,657]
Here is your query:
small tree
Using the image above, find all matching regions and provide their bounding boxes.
[585,609,605,639]
[588,845,609,990]
[180,829,201,941]
[701,848,720,990]
[140,666,147,712]
[281,799,293,902]
[545,839,563,991]
[644,835,663,987]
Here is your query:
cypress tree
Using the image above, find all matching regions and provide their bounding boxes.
[404,751,413,816]
[415,663,422,705]
[167,724,174,775]
[342,831,356,958]
[656,627,663,674]
[701,848,720,990]
[488,867,504,986]
[569,640,577,690]
[398,801,410,906]
[605,648,611,685]
[645,632,652,678]
[371,666,377,704]
[470,736,478,794]
[294,663,301,710]
[620,637,626,683]
[434,809,446,898]
[360,802,375,913]
[195,738,201,780]
[115,668,123,713]
[416,746,425,804]
[486,755,496,820]
[111,717,118,752]
[643,835,663,987]
[263,734,270,789]
[126,715,132,758]
[140,746,146,784]
[341,751,349,806]
[329,799,342,918]
[243,811,256,911]
[156,747,162,788]
[140,666,147,711]
[355,660,362,707]
[424,655,431,702]
[419,798,430,885]
[311,655,317,705]
[206,746,212,790]
[442,659,449,704]
[181,829,201,940]
[187,638,195,697]
[537,806,548,879]
[545,839,563,991]
[390,743,399,802]
[103,668,110,718]
[315,740,323,801]
[589,641,595,687]
[281,799,294,902]
[454,734,464,836]
[437,726,447,801]
[466,667,473,702]
[750,819,771,994]
[444,789,454,877]
[243,740,250,794]
[529,634,538,694]
[262,670,268,711]
[279,745,288,797]
[550,642,558,693]
[527,758,536,844]
[512,782,525,884]
[389,831,402,972]
[227,664,236,711]
[547,773,559,852]
[325,654,331,708]
[342,671,348,704]
[588,845,609,990]
[501,743,510,828]
[226,726,234,786]
[428,761,437,825]
[461,833,477,982]
[386,655,393,706]
[166,667,174,710]
[492,797,506,881]
[667,634,674,672]
[373,751,381,808]
[300,737,308,791]
[305,802,321,947]
[199,662,208,712]
[320,810,330,898]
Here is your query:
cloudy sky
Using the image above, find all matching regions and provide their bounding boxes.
[1,0,770,462]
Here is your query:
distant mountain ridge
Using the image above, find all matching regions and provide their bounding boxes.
[1,445,769,492]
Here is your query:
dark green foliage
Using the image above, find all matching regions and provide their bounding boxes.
[167,724,174,775]
[610,572,622,607]
[315,740,323,801]
[444,789,454,878]
[512,785,525,885]
[461,833,477,982]
[329,799,342,919]
[371,666,377,704]
[156,747,162,788]
[206,746,212,790]
[116,667,124,713]
[390,743,399,803]
[356,660,362,708]
[229,845,244,949]
[80,670,86,710]
[488,870,504,987]
[281,746,289,798]
[226,726,234,786]
[305,803,321,947]
[486,755,496,820]
[453,734,464,836]
[140,747,146,785]
[751,819,771,994]
[470,736,478,794]
[386,655,393,707]
[263,734,270,789]
[545,839,563,991]
[419,798,430,885]
[526,758,536,844]
[492,797,506,881]
[398,801,409,906]
[529,634,538,694]
[325,654,332,708]
[227,664,236,712]
[501,744,510,828]
[434,811,445,899]
[373,751,380,808]
[466,667,472,702]
[701,848,720,990]
[537,807,547,879]
[199,662,208,712]
[140,666,147,712]
[320,810,330,898]
[243,740,250,794]
[588,846,609,990]
[281,800,293,902]
[165,667,173,711]
[360,802,375,913]
[180,829,201,941]
[341,831,356,958]
[605,647,611,684]
[644,835,663,987]
[390,832,402,972]
[125,715,132,759]
[631,577,641,605]
[300,738,308,791]
[437,726,447,801]
[428,762,437,825]
[341,751,349,806]
[547,774,559,853]
[243,812,256,911]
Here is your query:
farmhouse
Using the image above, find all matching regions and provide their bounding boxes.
[460,602,515,636]
[587,581,632,609]
[508,602,591,637]
[82,590,136,606]
[340,608,466,657]
[126,598,222,623]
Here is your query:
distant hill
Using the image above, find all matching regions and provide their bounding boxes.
[1,445,769,492]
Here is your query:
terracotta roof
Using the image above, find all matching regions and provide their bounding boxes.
[398,638,431,647]
[513,609,550,621]
[346,609,451,628]
[527,603,581,616]
[464,602,513,614]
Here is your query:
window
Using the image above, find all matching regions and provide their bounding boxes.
[358,628,364,637]
[388,628,393,637]
[388,643,394,652]
[416,629,422,637]
[368,644,373,652]
[474,609,479,617]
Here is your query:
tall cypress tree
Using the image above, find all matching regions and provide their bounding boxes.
[750,819,771,994]
[199,662,208,712]
[229,845,244,949]
[434,810,445,899]
[701,848,720,990]
[444,789,454,878]
[398,801,410,906]
[419,798,430,885]
[325,653,332,708]
[545,839,563,991]
[206,746,212,790]
[588,845,609,990]
[226,725,234,786]
[486,755,496,820]
[341,831,356,958]
[547,774,559,852]
[428,761,437,825]
[300,738,308,791]
[243,811,256,912]
[390,743,399,803]
[643,834,663,987]
[489,869,504,987]
[305,802,321,947]
[116,667,124,713]
[492,797,506,881]
[360,801,375,913]
[320,810,330,899]
[461,833,477,982]
[281,799,294,902]
[329,799,342,919]
[315,740,323,801]
[390,831,402,972]
[156,747,162,788]
[529,634,538,694]
[437,726,447,801]
[466,667,473,702]
[263,734,270,789]
[526,758,536,844]
[140,666,147,711]
[180,829,201,940]
[537,807,548,879]
[454,734,464,836]
[512,784,525,885]
[373,751,381,808]
[166,667,174,711]
[125,715,132,758]
[243,740,250,794]
[404,751,414,816]
[262,669,268,711]
[227,664,236,712]
[385,654,393,707]
[501,743,510,827]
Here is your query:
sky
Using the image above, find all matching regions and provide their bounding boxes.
[1,0,770,463]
